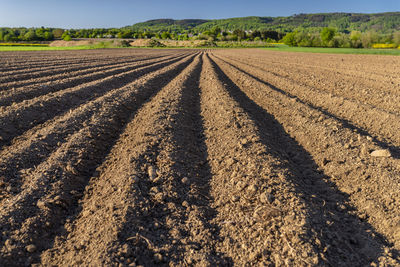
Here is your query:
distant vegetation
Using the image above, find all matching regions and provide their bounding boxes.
[264,44,400,56]
[124,13,400,34]
[281,27,400,48]
[1,12,399,49]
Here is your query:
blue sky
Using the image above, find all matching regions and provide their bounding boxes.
[0,0,399,28]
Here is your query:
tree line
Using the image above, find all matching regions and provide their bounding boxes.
[0,26,284,42]
[1,26,400,49]
[283,28,400,48]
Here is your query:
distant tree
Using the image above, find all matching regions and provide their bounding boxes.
[143,31,154,39]
[44,31,54,41]
[3,34,12,42]
[249,30,261,40]
[360,31,378,48]
[260,30,280,41]
[210,26,221,37]
[282,32,297,46]
[24,29,37,41]
[350,31,362,48]
[320,27,336,44]
[233,29,246,41]
[5,29,17,41]
[52,28,64,39]
[63,34,72,41]
[393,31,400,45]
[160,32,171,39]
[296,32,312,47]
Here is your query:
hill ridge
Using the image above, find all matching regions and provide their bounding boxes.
[126,12,400,33]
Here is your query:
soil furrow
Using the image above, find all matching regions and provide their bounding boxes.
[0,53,172,90]
[1,48,399,266]
[225,49,400,81]
[199,54,319,265]
[0,52,198,203]
[38,54,222,266]
[0,51,167,74]
[0,53,192,149]
[208,53,400,263]
[0,52,198,266]
[0,56,126,78]
[200,54,398,266]
[213,54,400,158]
[218,53,400,114]
[0,53,181,107]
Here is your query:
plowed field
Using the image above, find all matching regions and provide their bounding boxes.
[0,48,399,266]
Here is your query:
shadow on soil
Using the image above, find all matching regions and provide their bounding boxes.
[214,55,400,159]
[207,54,399,265]
[118,55,232,266]
[0,54,188,153]
[0,54,197,266]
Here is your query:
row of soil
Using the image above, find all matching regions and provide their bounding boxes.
[0,50,183,86]
[0,53,192,149]
[208,52,400,264]
[0,54,125,74]
[0,52,197,201]
[0,49,172,72]
[234,49,400,80]
[213,53,400,157]
[0,53,185,106]
[39,54,220,266]
[0,53,173,90]
[41,53,323,266]
[218,51,400,111]
[0,51,198,266]
[1,49,398,266]
[0,57,117,79]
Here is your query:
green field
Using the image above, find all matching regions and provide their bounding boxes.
[264,44,400,55]
[1,43,400,56]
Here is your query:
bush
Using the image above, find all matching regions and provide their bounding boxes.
[148,39,165,47]
[320,28,336,45]
[361,31,379,48]
[63,35,72,41]
[282,32,297,46]
[196,40,216,47]
[393,31,400,46]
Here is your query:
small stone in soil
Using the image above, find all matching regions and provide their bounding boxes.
[181,177,189,184]
[26,244,36,253]
[154,253,163,262]
[148,165,157,180]
[370,149,391,158]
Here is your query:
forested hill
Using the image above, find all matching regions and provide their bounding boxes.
[126,12,400,33]
[128,19,208,31]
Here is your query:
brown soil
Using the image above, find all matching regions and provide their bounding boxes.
[129,39,214,48]
[49,39,129,47]
[0,48,399,266]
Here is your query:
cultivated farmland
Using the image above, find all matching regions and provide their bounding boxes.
[0,48,399,266]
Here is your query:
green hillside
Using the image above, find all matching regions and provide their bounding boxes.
[128,19,209,31]
[126,12,400,33]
